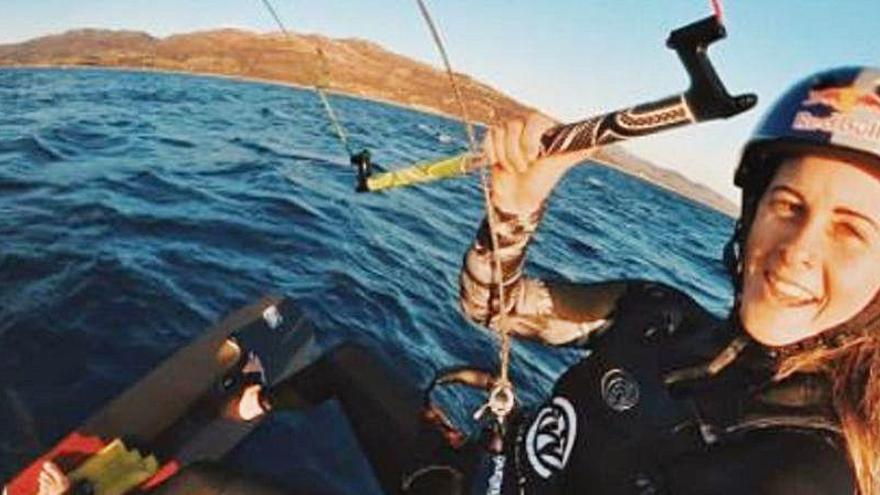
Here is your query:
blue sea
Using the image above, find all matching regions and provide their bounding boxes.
[0,68,735,493]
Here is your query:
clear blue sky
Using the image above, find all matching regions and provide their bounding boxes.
[3,1,878,202]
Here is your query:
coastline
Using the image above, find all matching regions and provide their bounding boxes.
[0,64,483,126]
[588,153,737,218]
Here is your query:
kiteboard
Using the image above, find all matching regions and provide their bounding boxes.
[4,295,315,495]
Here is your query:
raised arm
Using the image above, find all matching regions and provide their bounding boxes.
[459,113,623,346]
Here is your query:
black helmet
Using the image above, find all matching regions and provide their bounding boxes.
[735,66,880,201]
[726,66,880,355]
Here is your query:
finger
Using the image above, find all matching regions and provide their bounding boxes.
[44,463,64,486]
[491,126,513,173]
[505,120,528,173]
[39,464,54,484]
[38,472,55,493]
[44,461,61,475]
[481,127,496,165]
[523,113,557,161]
[238,384,267,420]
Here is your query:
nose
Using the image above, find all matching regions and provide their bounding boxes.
[777,217,823,269]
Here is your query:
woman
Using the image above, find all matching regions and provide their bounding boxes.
[35,66,880,494]
[458,65,880,494]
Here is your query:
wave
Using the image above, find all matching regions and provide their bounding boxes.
[156,136,197,149]
[228,136,349,166]
[260,106,295,120]
[41,123,130,156]
[0,135,65,163]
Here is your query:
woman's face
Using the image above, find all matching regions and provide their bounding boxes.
[740,154,880,347]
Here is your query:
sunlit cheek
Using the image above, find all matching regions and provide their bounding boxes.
[739,257,769,332]
[826,256,880,323]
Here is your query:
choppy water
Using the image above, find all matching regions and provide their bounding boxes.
[0,68,735,492]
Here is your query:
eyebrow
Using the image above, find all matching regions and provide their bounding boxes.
[768,185,880,232]
[767,185,803,201]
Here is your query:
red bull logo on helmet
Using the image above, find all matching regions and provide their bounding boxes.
[793,81,880,143]
[802,85,880,114]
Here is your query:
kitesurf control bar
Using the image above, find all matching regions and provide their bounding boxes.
[540,15,756,155]
[360,14,756,192]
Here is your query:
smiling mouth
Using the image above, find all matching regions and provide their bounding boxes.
[764,271,821,306]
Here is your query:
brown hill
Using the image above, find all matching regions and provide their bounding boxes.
[0,28,737,215]
[0,28,534,123]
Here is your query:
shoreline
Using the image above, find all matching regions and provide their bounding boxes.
[588,154,737,218]
[0,64,484,126]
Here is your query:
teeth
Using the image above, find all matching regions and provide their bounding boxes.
[767,272,817,303]
[774,280,813,300]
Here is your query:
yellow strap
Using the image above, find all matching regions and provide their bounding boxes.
[366,153,472,191]
[68,439,159,495]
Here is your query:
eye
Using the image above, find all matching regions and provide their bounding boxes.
[835,222,866,242]
[768,197,802,218]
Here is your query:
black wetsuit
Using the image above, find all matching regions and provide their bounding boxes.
[263,210,855,494]
[497,280,852,494]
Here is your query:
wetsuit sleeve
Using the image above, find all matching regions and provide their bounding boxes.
[459,206,625,346]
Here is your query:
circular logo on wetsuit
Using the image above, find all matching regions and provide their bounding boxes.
[601,368,640,412]
[525,396,578,479]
